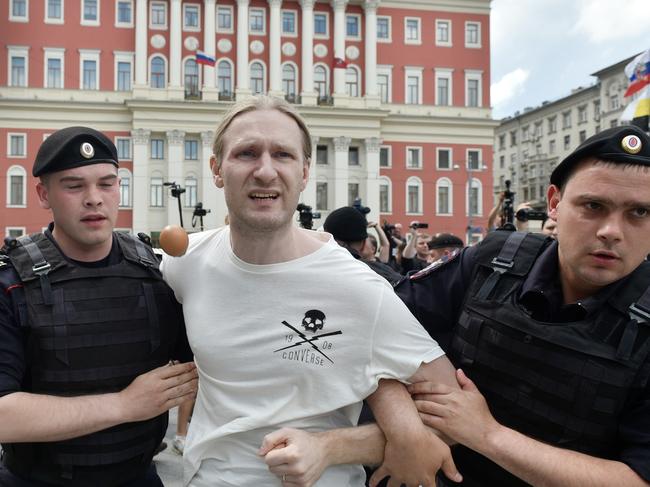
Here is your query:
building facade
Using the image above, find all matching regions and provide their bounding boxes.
[2,0,495,244]
[493,55,634,212]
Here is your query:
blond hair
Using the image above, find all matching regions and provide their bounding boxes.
[212,95,312,168]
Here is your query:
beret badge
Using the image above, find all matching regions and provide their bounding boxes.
[621,134,642,155]
[80,142,95,159]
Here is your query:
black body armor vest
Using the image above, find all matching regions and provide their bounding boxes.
[2,232,183,486]
[446,231,650,487]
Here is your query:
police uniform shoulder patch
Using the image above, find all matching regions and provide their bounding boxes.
[409,247,461,281]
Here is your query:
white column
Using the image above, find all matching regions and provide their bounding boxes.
[268,0,282,95]
[131,129,151,234]
[365,137,381,223]
[202,0,218,100]
[134,0,148,90]
[363,0,380,107]
[331,0,348,97]
[300,0,317,105]
[301,135,318,207]
[166,130,185,227]
[200,130,224,230]
[236,0,251,96]
[169,0,183,99]
[332,136,350,209]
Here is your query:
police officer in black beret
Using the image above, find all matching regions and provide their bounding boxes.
[0,127,197,486]
[395,125,650,486]
[427,233,464,263]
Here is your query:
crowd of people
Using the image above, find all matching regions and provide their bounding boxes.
[1,96,648,487]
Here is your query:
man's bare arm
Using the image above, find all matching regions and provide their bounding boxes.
[0,362,197,443]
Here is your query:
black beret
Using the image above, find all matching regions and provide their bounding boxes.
[428,233,464,250]
[33,126,119,177]
[550,125,650,187]
[323,206,368,242]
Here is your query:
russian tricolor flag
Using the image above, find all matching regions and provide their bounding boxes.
[196,51,216,66]
[624,49,650,98]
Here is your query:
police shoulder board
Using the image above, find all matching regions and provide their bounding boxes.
[409,247,461,281]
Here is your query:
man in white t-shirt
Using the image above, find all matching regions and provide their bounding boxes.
[161,95,462,487]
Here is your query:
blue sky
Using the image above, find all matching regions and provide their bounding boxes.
[490,0,650,119]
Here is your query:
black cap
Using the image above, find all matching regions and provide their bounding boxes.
[428,233,464,250]
[323,206,368,242]
[33,126,119,177]
[550,125,650,187]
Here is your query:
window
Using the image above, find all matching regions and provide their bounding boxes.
[578,105,587,123]
[150,56,166,88]
[345,66,360,97]
[150,177,164,207]
[465,71,482,107]
[435,68,453,106]
[82,0,98,24]
[249,7,265,34]
[610,94,620,111]
[44,48,65,88]
[498,134,505,151]
[521,125,530,142]
[6,228,26,238]
[150,1,166,28]
[8,133,26,157]
[379,178,391,213]
[548,116,557,134]
[183,3,199,30]
[316,145,328,165]
[216,5,232,32]
[377,16,390,41]
[534,122,542,138]
[118,168,131,207]
[549,139,556,154]
[249,61,265,94]
[116,56,132,91]
[184,139,198,160]
[467,178,482,216]
[437,148,451,169]
[510,131,517,146]
[499,155,505,168]
[404,17,420,44]
[151,138,164,159]
[579,130,586,144]
[8,48,28,87]
[406,147,422,169]
[316,181,328,210]
[282,10,296,35]
[406,177,422,214]
[346,14,360,39]
[405,69,422,104]
[348,147,359,166]
[436,19,451,46]
[379,146,391,167]
[217,60,232,94]
[79,50,100,90]
[314,12,328,37]
[467,149,481,170]
[184,177,197,207]
[465,21,480,47]
[377,73,389,103]
[46,0,63,22]
[347,182,359,205]
[563,134,571,150]
[562,111,571,129]
[184,58,199,98]
[436,178,452,215]
[282,63,297,98]
[7,166,27,207]
[116,0,132,26]
[610,119,617,128]
[11,0,28,20]
[116,137,131,159]
[314,64,328,98]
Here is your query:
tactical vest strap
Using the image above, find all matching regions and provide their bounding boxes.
[17,235,53,305]
[56,439,156,467]
[143,282,161,352]
[118,232,158,269]
[39,360,159,384]
[617,284,650,360]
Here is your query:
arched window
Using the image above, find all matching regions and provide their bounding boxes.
[466,177,483,216]
[217,60,232,94]
[184,176,197,207]
[184,58,199,97]
[345,66,360,97]
[118,168,132,207]
[436,177,453,215]
[406,176,422,214]
[314,64,329,98]
[249,61,265,94]
[150,56,166,88]
[379,176,392,213]
[6,165,26,207]
[282,63,296,98]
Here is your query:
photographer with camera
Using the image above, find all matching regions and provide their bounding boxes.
[401,222,431,273]
[366,222,391,264]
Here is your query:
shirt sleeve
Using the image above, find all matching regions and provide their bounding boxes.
[618,363,650,481]
[0,281,27,397]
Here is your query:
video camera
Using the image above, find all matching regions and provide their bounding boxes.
[502,180,515,226]
[352,197,371,215]
[516,208,547,222]
[410,222,429,229]
[296,203,321,230]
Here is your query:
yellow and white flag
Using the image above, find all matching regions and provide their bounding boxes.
[621,84,650,130]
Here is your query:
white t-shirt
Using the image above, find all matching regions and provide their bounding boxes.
[161,227,444,486]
